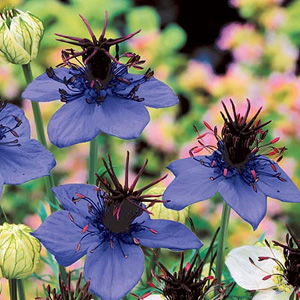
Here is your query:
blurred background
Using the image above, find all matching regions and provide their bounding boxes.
[1,0,300,298]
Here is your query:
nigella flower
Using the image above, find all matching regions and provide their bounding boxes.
[22,12,178,148]
[32,153,202,300]
[225,225,300,299]
[0,101,55,195]
[163,99,300,230]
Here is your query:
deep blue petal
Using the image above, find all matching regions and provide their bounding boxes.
[84,240,144,300]
[256,161,300,203]
[167,156,206,176]
[218,175,267,230]
[52,184,102,218]
[22,68,72,102]
[163,165,221,210]
[134,219,202,250]
[0,139,56,185]
[1,103,30,139]
[32,210,99,266]
[132,210,150,224]
[47,98,100,147]
[96,96,150,139]
[0,174,4,196]
[127,75,178,108]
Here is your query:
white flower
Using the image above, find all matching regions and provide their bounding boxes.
[143,295,165,300]
[225,245,294,300]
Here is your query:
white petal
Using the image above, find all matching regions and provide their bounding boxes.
[144,295,165,300]
[253,289,293,300]
[225,245,284,290]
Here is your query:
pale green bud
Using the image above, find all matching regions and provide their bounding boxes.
[147,187,189,223]
[0,8,43,64]
[0,223,41,279]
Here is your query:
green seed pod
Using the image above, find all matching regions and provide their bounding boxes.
[0,8,44,64]
[147,187,189,223]
[0,223,41,279]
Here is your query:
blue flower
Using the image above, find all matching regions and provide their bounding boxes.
[163,100,300,230]
[21,12,178,148]
[32,154,202,300]
[0,101,56,195]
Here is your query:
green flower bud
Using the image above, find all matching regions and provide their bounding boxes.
[147,187,189,223]
[0,223,41,279]
[0,8,43,64]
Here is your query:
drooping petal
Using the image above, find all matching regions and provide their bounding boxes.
[218,175,267,230]
[256,161,300,203]
[47,98,100,147]
[0,139,56,185]
[52,184,102,218]
[253,289,293,300]
[134,219,202,250]
[84,240,144,300]
[133,76,178,108]
[225,245,284,290]
[1,103,30,139]
[22,68,72,102]
[32,210,99,266]
[163,166,221,210]
[96,96,150,139]
[167,156,206,176]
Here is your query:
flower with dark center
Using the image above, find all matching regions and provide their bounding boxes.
[32,153,202,300]
[35,272,92,300]
[0,101,55,195]
[226,225,300,299]
[135,252,234,300]
[163,99,300,230]
[22,11,178,148]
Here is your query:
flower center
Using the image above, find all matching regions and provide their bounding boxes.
[191,99,287,192]
[0,102,22,147]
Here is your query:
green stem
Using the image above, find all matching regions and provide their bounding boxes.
[215,202,231,285]
[0,205,8,224]
[17,280,26,300]
[21,63,58,213]
[9,279,18,300]
[88,137,98,185]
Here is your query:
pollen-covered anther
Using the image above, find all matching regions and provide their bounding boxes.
[251,169,258,181]
[262,275,272,280]
[81,224,89,234]
[133,237,140,245]
[76,242,81,252]
[223,168,228,177]
[75,193,86,199]
[149,228,158,234]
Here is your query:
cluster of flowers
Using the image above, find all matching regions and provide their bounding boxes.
[1,4,300,300]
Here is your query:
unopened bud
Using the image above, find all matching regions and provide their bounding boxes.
[0,223,41,279]
[0,8,44,64]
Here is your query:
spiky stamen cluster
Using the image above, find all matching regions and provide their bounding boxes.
[55,11,140,81]
[190,99,287,192]
[35,272,92,300]
[0,101,22,147]
[96,151,168,222]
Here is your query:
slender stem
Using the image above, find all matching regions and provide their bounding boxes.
[88,137,98,185]
[21,64,58,213]
[215,202,231,285]
[0,205,8,224]
[17,280,26,300]
[9,279,18,300]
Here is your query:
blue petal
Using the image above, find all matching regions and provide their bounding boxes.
[22,68,72,102]
[163,165,221,210]
[52,184,102,218]
[133,210,150,224]
[32,210,99,266]
[167,156,205,176]
[0,139,56,185]
[84,240,144,300]
[130,76,178,108]
[218,175,267,230]
[96,96,150,139]
[0,174,4,196]
[1,103,30,139]
[134,219,202,250]
[256,162,300,203]
[47,98,100,147]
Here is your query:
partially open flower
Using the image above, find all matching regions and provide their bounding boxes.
[0,223,41,279]
[0,8,43,64]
